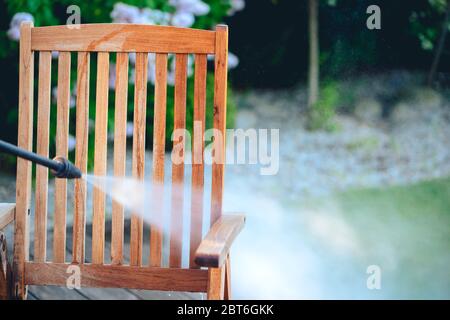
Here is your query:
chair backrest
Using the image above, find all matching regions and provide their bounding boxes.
[13,22,228,298]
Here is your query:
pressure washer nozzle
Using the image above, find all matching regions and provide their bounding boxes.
[51,156,82,179]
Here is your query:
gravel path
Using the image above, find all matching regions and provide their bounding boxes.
[230,80,450,198]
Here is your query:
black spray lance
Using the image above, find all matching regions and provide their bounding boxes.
[0,139,82,179]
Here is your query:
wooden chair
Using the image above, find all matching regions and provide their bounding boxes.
[0,22,245,300]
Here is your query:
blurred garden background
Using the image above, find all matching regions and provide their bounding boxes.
[0,0,449,299]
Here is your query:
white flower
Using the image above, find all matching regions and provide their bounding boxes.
[167,70,176,86]
[51,51,59,59]
[111,3,170,25]
[129,68,135,85]
[185,54,194,78]
[126,122,134,137]
[109,63,116,89]
[129,52,136,65]
[147,54,157,85]
[192,1,210,15]
[228,52,239,69]
[7,12,34,41]
[228,0,245,16]
[141,8,171,25]
[111,3,140,23]
[68,135,76,152]
[170,0,210,16]
[7,28,20,41]
[132,14,152,24]
[171,11,195,28]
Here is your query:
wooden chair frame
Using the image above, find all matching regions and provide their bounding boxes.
[0,22,245,300]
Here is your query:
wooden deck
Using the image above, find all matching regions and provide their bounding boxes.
[5,220,204,300]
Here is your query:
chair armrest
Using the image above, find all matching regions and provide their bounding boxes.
[195,213,245,268]
[0,203,15,230]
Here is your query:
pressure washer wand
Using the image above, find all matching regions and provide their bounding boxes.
[0,139,82,179]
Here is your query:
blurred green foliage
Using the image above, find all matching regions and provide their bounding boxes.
[307,82,339,132]
[229,0,450,88]
[410,0,450,51]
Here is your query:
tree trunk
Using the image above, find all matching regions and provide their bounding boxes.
[308,0,319,108]
[428,0,450,87]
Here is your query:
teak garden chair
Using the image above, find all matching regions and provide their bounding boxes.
[0,22,245,300]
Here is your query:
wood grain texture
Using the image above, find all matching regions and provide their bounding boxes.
[13,21,34,300]
[170,54,187,268]
[224,255,231,300]
[0,204,15,230]
[150,53,167,267]
[92,52,109,264]
[24,262,209,292]
[34,51,52,263]
[210,25,228,226]
[195,214,245,268]
[130,52,148,266]
[72,52,90,264]
[111,52,129,265]
[31,24,215,54]
[207,265,225,300]
[53,51,71,264]
[61,222,202,299]
[190,54,207,268]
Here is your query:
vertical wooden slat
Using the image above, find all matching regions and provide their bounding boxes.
[210,25,228,226]
[189,54,207,268]
[150,53,167,267]
[92,52,109,264]
[13,21,34,299]
[34,51,51,263]
[53,51,71,263]
[207,265,225,300]
[111,52,129,265]
[170,53,188,268]
[72,52,90,264]
[130,52,148,266]
[224,254,231,299]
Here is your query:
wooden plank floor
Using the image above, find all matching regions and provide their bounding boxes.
[22,220,205,300]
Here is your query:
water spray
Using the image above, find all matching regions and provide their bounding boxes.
[0,139,82,179]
